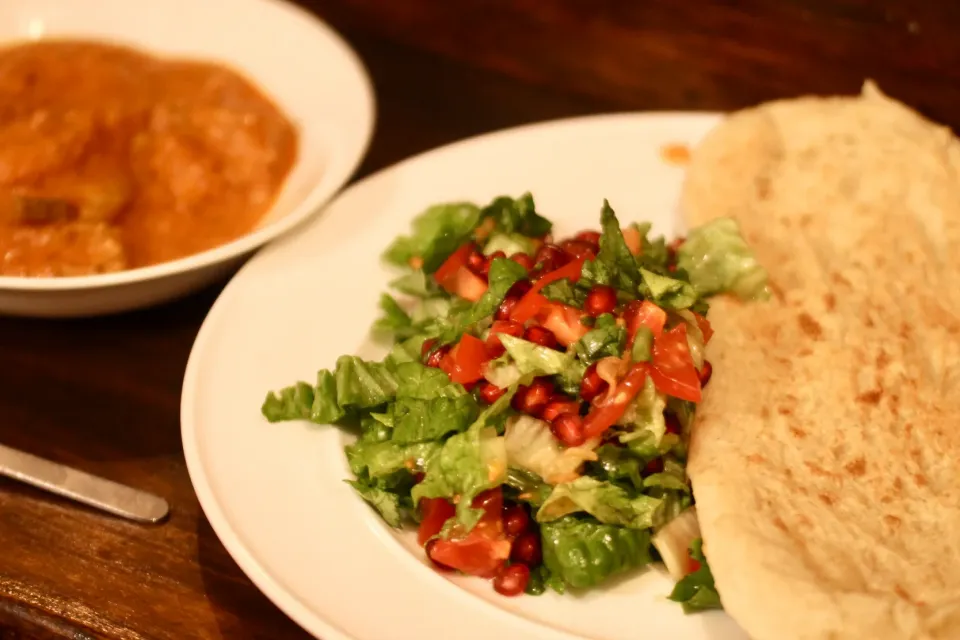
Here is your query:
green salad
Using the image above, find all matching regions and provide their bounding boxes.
[262,193,767,605]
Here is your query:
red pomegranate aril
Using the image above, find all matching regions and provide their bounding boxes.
[575,230,602,247]
[425,540,454,572]
[511,532,542,566]
[503,505,531,536]
[425,344,451,368]
[523,325,558,349]
[551,413,586,447]
[496,297,519,321]
[466,247,486,271]
[534,243,570,272]
[413,472,426,484]
[541,395,581,423]
[512,378,554,416]
[579,362,609,402]
[510,252,535,271]
[493,563,530,596]
[507,279,533,299]
[644,458,664,475]
[665,413,682,435]
[698,360,713,387]
[584,285,617,316]
[478,381,507,404]
[560,239,598,261]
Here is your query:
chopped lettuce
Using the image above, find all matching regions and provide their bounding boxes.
[616,377,667,455]
[383,202,481,273]
[434,258,526,345]
[499,334,572,377]
[389,270,441,298]
[347,440,441,478]
[391,395,479,444]
[580,201,642,292]
[638,268,698,311]
[537,476,663,529]
[668,538,723,613]
[587,444,645,491]
[677,217,770,301]
[482,232,536,257]
[346,478,406,527]
[503,467,553,507]
[479,192,552,238]
[540,516,652,592]
[393,362,464,399]
[261,381,315,423]
[504,416,597,485]
[572,313,625,363]
[631,326,653,362]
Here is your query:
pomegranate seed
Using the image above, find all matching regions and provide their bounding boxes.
[560,239,598,261]
[584,285,617,316]
[425,540,454,572]
[467,246,485,271]
[486,320,525,357]
[511,532,542,566]
[413,472,426,484]
[551,413,586,446]
[644,458,664,475]
[575,230,602,247]
[698,360,713,387]
[478,381,506,404]
[507,279,533,298]
[665,413,681,435]
[493,563,530,597]
[523,325,558,349]
[425,344,450,368]
[421,338,437,358]
[534,243,570,272]
[541,395,580,423]
[496,297,519,321]
[579,363,609,402]
[512,378,554,416]
[503,505,530,536]
[510,252,535,271]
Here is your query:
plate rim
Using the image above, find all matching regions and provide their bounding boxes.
[181,110,723,640]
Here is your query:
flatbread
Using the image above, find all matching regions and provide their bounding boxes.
[682,82,960,640]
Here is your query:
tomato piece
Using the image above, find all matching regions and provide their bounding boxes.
[440,334,489,384]
[426,488,511,578]
[692,311,714,344]
[485,320,524,357]
[443,267,487,302]
[538,303,589,346]
[434,242,474,284]
[510,257,586,323]
[582,364,649,439]
[418,497,456,546]
[624,300,667,343]
[622,226,643,256]
[688,557,702,574]
[649,324,702,403]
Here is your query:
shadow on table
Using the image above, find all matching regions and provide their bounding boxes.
[195,515,313,640]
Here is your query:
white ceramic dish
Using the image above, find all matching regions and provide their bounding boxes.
[182,112,750,640]
[0,0,375,318]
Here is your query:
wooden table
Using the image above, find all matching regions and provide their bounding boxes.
[1,1,957,638]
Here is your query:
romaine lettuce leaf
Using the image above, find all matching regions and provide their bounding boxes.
[503,467,553,508]
[383,202,481,273]
[347,440,441,478]
[616,377,667,455]
[539,279,587,308]
[540,516,652,592]
[503,415,597,485]
[346,478,406,527]
[668,538,723,613]
[638,268,698,310]
[373,294,415,339]
[393,362,465,399]
[479,193,551,238]
[537,476,663,529]
[391,395,479,444]
[482,232,536,257]
[389,270,441,298]
[572,313,625,363]
[580,201,641,292]
[677,217,770,301]
[499,334,572,377]
[587,444,645,491]
[261,381,315,423]
[434,258,526,344]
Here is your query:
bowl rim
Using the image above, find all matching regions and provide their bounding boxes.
[0,0,376,291]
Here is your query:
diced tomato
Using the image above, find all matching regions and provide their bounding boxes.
[622,226,643,256]
[510,257,586,323]
[692,311,714,344]
[624,300,667,343]
[418,497,456,546]
[649,324,702,403]
[443,267,488,302]
[434,242,474,284]
[427,488,511,578]
[538,303,590,346]
[688,557,702,574]
[440,334,489,384]
[582,364,649,439]
[485,320,524,357]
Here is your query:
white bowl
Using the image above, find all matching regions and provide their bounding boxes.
[0,0,375,318]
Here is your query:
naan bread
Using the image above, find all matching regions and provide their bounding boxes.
[682,82,960,640]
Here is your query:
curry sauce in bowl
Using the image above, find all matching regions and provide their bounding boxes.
[0,40,299,277]
[0,0,374,316]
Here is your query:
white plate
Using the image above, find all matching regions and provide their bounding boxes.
[0,0,374,317]
[182,113,750,640]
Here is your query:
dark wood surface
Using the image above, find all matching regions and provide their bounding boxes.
[1,1,957,638]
